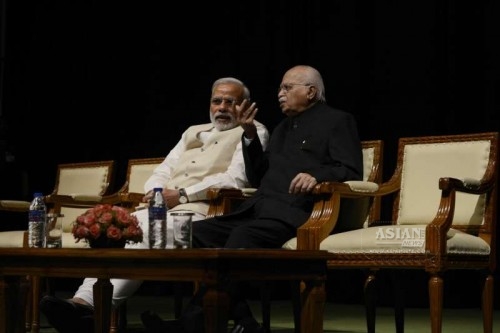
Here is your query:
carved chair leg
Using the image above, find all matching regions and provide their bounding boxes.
[392,270,404,333]
[482,272,494,333]
[25,275,32,332]
[17,275,31,332]
[428,274,443,333]
[30,275,42,333]
[364,270,377,333]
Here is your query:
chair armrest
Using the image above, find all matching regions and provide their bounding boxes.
[44,194,105,206]
[0,200,31,212]
[241,188,257,197]
[206,188,250,218]
[206,188,246,200]
[134,203,148,211]
[425,176,494,256]
[454,177,493,193]
[117,192,147,210]
[343,180,379,192]
[69,194,103,201]
[297,180,382,250]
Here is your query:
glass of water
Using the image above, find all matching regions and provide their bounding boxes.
[46,213,63,248]
[171,212,194,249]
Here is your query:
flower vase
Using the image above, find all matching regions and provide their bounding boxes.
[88,237,126,249]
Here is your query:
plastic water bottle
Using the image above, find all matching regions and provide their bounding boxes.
[28,192,47,248]
[148,187,166,249]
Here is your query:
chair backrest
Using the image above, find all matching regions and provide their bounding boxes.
[110,157,165,212]
[48,160,115,235]
[393,132,497,234]
[58,207,87,236]
[361,140,384,183]
[124,157,165,194]
[281,140,384,251]
[333,140,384,232]
[360,139,384,225]
[52,160,115,196]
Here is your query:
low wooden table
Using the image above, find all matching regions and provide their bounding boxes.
[0,248,328,333]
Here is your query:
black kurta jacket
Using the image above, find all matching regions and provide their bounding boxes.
[229,102,363,228]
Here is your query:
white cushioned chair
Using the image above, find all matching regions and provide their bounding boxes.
[0,160,116,249]
[3,160,116,333]
[43,160,117,249]
[296,132,498,333]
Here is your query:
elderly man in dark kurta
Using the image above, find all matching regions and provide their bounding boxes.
[197,65,363,250]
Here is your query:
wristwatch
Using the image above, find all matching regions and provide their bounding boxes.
[178,188,188,204]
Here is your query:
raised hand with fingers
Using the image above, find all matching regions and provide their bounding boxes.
[235,99,259,139]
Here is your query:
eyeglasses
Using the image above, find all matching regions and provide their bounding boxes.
[278,83,312,94]
[211,97,238,106]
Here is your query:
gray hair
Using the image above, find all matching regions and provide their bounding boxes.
[290,65,326,103]
[302,66,326,102]
[212,77,251,100]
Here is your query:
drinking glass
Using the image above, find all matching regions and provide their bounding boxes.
[46,213,63,248]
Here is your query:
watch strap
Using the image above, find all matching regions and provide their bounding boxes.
[179,188,188,203]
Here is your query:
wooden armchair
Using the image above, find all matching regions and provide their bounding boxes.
[42,160,117,248]
[1,161,116,246]
[297,132,498,333]
[205,140,384,333]
[0,160,116,250]
[15,160,116,333]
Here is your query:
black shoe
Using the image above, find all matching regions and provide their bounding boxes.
[141,310,184,333]
[230,317,265,333]
[40,295,94,333]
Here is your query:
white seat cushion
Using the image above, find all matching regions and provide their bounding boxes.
[0,230,25,247]
[0,229,90,248]
[284,225,490,256]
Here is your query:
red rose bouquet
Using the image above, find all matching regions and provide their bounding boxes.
[72,204,143,245]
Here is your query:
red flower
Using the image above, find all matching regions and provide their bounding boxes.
[72,204,143,245]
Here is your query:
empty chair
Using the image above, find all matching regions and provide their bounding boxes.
[297,132,497,333]
[10,160,116,333]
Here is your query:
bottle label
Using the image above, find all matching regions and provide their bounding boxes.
[29,210,46,223]
[28,209,46,248]
[149,206,165,220]
[148,206,166,249]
